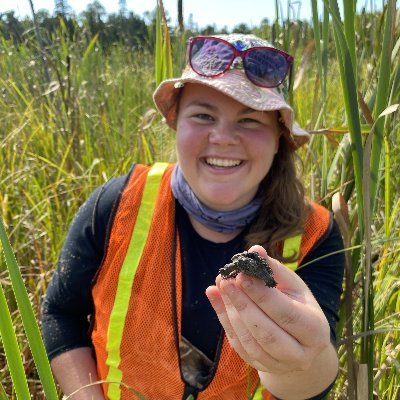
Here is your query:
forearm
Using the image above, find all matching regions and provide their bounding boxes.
[259,343,338,400]
[51,347,105,400]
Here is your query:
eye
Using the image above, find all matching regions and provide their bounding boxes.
[238,117,263,127]
[192,113,215,122]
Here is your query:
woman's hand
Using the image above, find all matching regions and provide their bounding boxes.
[206,245,338,398]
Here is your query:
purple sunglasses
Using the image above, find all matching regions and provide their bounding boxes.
[187,36,293,89]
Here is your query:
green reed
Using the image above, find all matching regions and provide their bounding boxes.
[155,0,173,86]
[0,13,171,399]
[303,1,399,399]
[0,218,58,399]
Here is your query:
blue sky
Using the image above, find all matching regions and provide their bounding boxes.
[0,0,380,29]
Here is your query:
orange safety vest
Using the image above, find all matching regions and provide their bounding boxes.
[91,163,331,400]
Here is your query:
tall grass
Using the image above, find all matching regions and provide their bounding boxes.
[0,1,399,399]
[297,1,399,399]
[0,13,174,400]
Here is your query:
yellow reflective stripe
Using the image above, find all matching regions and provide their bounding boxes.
[105,162,169,400]
[282,234,302,271]
[252,383,263,400]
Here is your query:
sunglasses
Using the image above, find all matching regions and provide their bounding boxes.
[187,36,293,89]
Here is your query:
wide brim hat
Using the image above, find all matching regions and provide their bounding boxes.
[153,34,310,150]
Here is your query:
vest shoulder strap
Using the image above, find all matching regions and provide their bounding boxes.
[105,162,169,400]
[282,201,332,271]
[282,234,302,271]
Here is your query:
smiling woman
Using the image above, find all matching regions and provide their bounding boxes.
[41,33,345,400]
[175,83,280,212]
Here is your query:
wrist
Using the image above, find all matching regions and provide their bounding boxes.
[258,344,338,400]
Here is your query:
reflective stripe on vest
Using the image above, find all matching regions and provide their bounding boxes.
[253,384,263,400]
[282,234,302,271]
[105,162,169,400]
[253,384,271,400]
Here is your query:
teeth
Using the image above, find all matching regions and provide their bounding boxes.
[206,158,241,167]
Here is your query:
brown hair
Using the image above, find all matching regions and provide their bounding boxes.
[245,132,310,262]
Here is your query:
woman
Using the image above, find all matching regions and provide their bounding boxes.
[42,34,344,400]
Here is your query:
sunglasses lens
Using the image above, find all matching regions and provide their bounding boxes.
[244,49,290,87]
[190,38,234,76]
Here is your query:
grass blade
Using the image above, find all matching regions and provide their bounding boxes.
[0,281,31,399]
[322,3,329,99]
[369,0,397,214]
[362,103,399,398]
[154,0,173,86]
[273,0,280,45]
[325,0,364,228]
[343,0,357,78]
[155,2,163,86]
[159,0,173,81]
[311,0,323,98]
[0,382,8,400]
[0,218,59,400]
[83,33,100,62]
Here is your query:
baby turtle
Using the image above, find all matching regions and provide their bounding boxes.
[219,251,277,288]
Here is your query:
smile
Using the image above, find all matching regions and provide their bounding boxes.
[205,158,242,167]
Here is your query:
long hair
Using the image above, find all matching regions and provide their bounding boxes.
[245,134,310,262]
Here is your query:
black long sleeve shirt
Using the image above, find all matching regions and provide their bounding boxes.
[41,172,345,398]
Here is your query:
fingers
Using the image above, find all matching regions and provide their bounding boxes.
[243,246,330,344]
[234,272,330,347]
[205,246,331,372]
[206,284,289,373]
[248,245,308,294]
[225,281,311,368]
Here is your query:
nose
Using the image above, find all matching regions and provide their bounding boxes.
[208,120,240,145]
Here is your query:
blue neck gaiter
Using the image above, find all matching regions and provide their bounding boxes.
[171,164,262,233]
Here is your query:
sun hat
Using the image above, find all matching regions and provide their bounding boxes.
[153,33,310,149]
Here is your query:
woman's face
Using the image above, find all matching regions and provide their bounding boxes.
[176,83,281,211]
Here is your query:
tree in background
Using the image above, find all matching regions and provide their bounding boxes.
[80,1,106,41]
[119,0,127,17]
[54,0,71,18]
[0,11,25,42]
[0,2,312,52]
[231,23,251,34]
[106,11,148,49]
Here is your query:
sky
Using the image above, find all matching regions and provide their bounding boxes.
[0,0,380,30]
